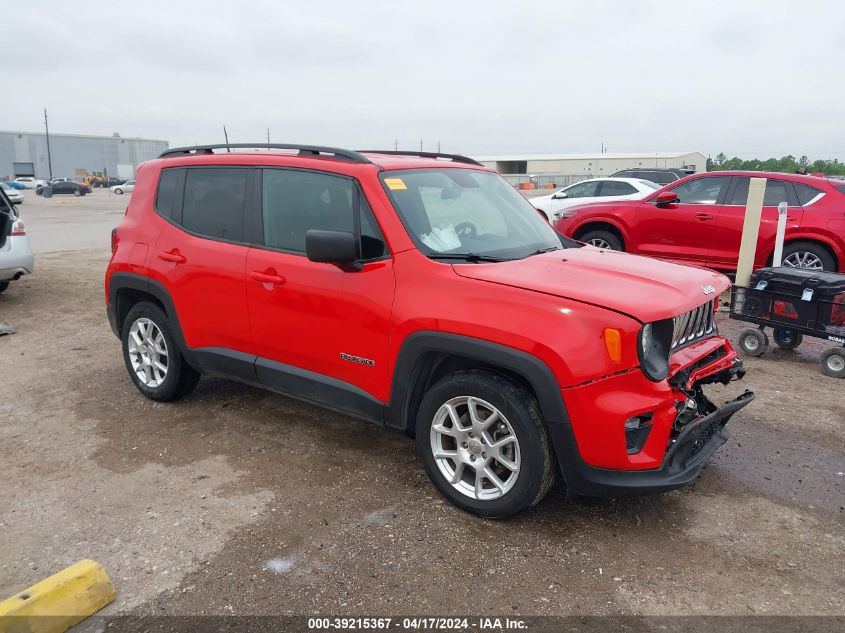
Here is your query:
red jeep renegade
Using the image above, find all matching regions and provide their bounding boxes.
[105,144,752,517]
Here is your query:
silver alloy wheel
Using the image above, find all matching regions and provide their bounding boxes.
[587,238,612,249]
[827,354,845,373]
[127,317,169,388]
[783,251,824,270]
[744,335,760,351]
[429,396,521,501]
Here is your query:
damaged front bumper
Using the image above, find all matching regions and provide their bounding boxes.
[550,336,754,497]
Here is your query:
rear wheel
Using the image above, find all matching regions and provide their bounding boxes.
[121,302,200,401]
[739,328,768,357]
[578,229,623,251]
[820,348,845,378]
[415,370,554,518]
[782,242,836,272]
[773,327,803,350]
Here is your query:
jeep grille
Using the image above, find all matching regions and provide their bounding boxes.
[671,299,717,350]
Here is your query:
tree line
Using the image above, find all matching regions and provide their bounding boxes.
[706,153,845,176]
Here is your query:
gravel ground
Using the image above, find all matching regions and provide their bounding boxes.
[0,192,843,617]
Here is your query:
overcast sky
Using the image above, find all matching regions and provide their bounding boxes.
[3,0,844,159]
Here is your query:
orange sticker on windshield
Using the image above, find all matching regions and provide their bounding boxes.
[384,177,407,190]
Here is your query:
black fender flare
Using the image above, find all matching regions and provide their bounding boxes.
[107,272,192,359]
[384,331,571,430]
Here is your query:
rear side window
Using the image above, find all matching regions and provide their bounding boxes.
[182,168,247,241]
[155,169,181,218]
[642,171,675,185]
[794,182,825,205]
[729,177,792,206]
[832,182,845,195]
[600,181,636,196]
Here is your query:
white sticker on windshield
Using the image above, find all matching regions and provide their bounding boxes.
[421,225,462,252]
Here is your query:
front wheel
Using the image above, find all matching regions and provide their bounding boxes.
[578,229,623,251]
[415,370,554,518]
[73,188,82,197]
[114,188,123,195]
[121,302,200,401]
[0,281,8,294]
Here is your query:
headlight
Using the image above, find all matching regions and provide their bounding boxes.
[637,319,674,382]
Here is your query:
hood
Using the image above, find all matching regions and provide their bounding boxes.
[451,247,729,322]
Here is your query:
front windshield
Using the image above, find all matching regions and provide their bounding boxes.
[380,168,564,261]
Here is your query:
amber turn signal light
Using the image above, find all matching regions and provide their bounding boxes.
[604,328,622,363]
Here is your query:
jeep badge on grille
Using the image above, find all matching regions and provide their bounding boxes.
[702,285,716,295]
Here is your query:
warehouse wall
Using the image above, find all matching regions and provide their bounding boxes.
[482,153,706,176]
[0,131,168,180]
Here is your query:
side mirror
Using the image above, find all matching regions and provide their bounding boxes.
[305,229,360,268]
[551,191,567,199]
[654,191,679,207]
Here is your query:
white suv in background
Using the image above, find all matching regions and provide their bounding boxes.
[531,177,660,222]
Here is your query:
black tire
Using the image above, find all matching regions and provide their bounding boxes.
[121,301,200,401]
[114,188,123,195]
[782,241,836,272]
[819,348,845,379]
[0,281,8,294]
[578,229,623,251]
[415,370,555,518]
[773,327,803,351]
[35,188,43,196]
[73,188,82,197]
[739,328,768,357]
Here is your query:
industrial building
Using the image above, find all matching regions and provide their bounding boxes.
[475,151,707,182]
[0,130,169,181]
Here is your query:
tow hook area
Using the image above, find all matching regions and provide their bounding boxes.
[666,389,754,461]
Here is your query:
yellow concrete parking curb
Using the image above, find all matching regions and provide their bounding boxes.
[0,559,116,633]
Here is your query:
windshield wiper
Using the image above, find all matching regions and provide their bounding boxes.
[429,252,513,263]
[525,246,561,257]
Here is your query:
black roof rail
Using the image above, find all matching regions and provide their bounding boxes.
[358,150,483,167]
[158,143,372,163]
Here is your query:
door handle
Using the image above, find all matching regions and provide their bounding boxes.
[158,249,186,264]
[695,213,716,221]
[250,270,286,286]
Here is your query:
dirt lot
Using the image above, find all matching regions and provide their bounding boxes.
[1,192,843,617]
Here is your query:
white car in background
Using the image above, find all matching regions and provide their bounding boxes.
[110,180,135,195]
[13,177,47,190]
[1,182,24,205]
[532,177,661,222]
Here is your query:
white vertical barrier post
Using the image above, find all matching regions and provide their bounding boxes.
[735,177,766,288]
[772,201,788,267]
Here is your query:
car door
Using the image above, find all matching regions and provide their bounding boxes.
[148,166,255,355]
[707,176,803,270]
[630,175,731,266]
[245,167,395,403]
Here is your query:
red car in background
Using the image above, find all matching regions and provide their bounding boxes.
[553,171,845,273]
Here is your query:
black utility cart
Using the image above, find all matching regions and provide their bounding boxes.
[730,267,845,378]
